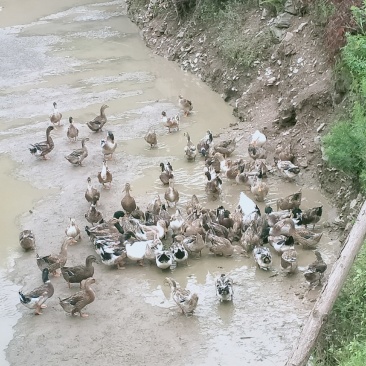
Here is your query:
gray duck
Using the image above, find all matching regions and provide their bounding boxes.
[65,137,89,166]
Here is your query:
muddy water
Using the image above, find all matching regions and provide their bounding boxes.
[0,1,339,365]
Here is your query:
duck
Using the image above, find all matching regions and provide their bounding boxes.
[215,274,234,302]
[156,250,174,270]
[197,130,213,156]
[265,206,292,227]
[144,128,158,148]
[235,165,252,187]
[125,240,150,266]
[171,242,189,266]
[277,190,302,211]
[162,111,180,133]
[240,221,262,253]
[169,209,185,235]
[85,201,104,226]
[65,137,89,166]
[185,194,201,216]
[134,219,168,240]
[206,232,237,257]
[184,132,197,161]
[61,255,97,288]
[201,213,229,238]
[281,249,298,274]
[87,104,109,132]
[253,246,272,270]
[144,236,164,263]
[250,172,269,202]
[248,144,267,160]
[205,170,223,197]
[212,138,236,158]
[269,235,295,255]
[275,143,295,163]
[66,117,79,141]
[65,218,81,241]
[97,159,113,189]
[182,233,205,257]
[238,191,262,228]
[19,268,54,315]
[269,218,323,249]
[165,277,198,316]
[276,160,300,181]
[205,153,223,174]
[29,126,55,160]
[164,179,179,208]
[292,206,323,229]
[250,130,267,147]
[121,183,137,214]
[49,102,62,126]
[178,95,193,116]
[159,162,174,185]
[304,250,327,288]
[36,237,76,276]
[59,277,96,317]
[94,242,127,269]
[216,206,234,229]
[85,177,101,204]
[19,230,36,251]
[101,131,117,159]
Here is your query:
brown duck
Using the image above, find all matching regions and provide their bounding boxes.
[36,237,77,276]
[29,126,54,160]
[121,183,137,214]
[59,277,96,317]
[61,255,97,288]
[87,104,109,132]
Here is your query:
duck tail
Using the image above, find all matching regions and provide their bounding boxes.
[18,291,29,304]
[29,146,37,155]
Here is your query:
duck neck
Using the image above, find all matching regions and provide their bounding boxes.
[60,241,69,256]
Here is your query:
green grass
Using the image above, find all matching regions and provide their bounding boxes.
[313,243,366,365]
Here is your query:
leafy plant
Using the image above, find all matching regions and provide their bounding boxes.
[313,244,366,365]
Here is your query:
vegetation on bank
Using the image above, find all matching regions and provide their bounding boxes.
[313,243,366,365]
[322,0,366,190]
[314,1,366,365]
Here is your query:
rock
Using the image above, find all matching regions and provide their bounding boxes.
[284,0,297,15]
[177,31,184,38]
[277,104,296,128]
[270,26,286,43]
[294,22,308,33]
[274,13,293,29]
[317,123,325,133]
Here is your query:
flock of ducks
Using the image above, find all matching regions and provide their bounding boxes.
[19,95,328,318]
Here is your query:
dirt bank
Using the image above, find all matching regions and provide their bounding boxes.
[126,0,363,236]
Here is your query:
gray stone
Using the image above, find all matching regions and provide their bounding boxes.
[274,13,293,29]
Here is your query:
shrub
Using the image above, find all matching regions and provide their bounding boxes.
[313,244,366,365]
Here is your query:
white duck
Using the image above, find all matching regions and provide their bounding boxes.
[215,274,234,302]
[101,131,117,160]
[253,246,272,270]
[65,218,81,241]
[156,250,174,270]
[250,129,267,147]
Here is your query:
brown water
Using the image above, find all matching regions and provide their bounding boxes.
[0,1,339,365]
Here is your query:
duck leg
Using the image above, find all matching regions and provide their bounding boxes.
[34,305,43,315]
